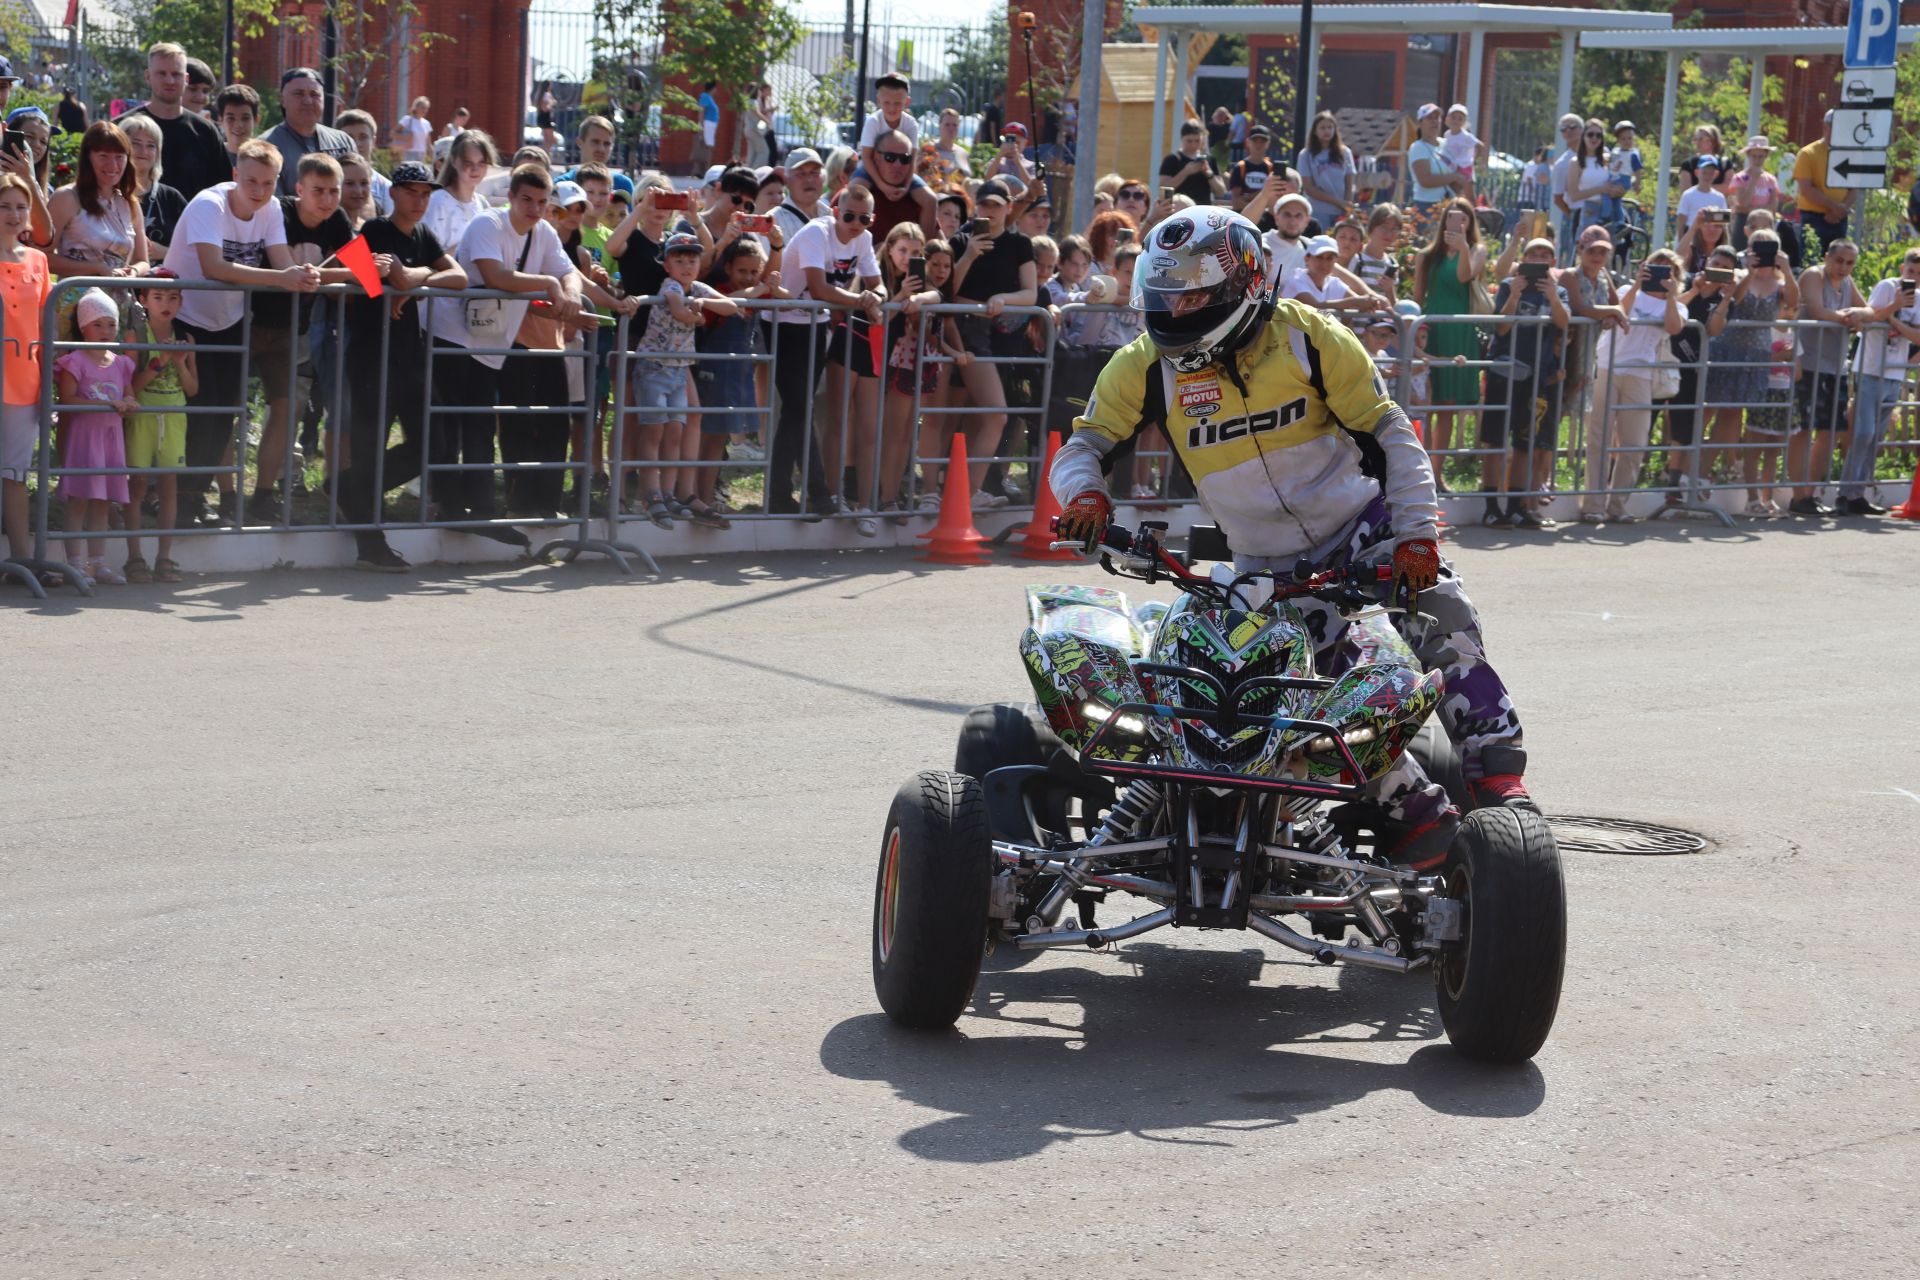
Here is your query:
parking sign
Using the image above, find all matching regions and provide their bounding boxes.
[1847,0,1898,69]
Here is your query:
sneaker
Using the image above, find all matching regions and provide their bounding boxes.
[1380,809,1461,872]
[1839,496,1888,516]
[354,542,411,573]
[1577,510,1608,524]
[215,491,240,524]
[87,556,126,586]
[727,439,766,461]
[1744,501,1772,518]
[852,506,879,538]
[1509,508,1549,530]
[1481,508,1514,528]
[245,491,284,525]
[971,488,1008,509]
[1472,774,1540,814]
[1787,496,1831,517]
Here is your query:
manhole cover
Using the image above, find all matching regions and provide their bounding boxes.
[1548,815,1708,856]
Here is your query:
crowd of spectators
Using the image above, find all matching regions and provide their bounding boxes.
[0,51,1914,588]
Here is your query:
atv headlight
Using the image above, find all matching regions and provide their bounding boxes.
[1306,725,1378,753]
[1082,701,1148,736]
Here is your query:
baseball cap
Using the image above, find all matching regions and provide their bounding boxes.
[1248,123,1272,139]
[784,147,825,172]
[551,180,588,208]
[658,231,703,260]
[1612,120,1636,133]
[1304,235,1338,257]
[974,178,1013,205]
[1694,154,1723,170]
[1275,193,1311,214]
[1446,103,1468,118]
[1367,315,1397,331]
[1523,238,1556,256]
[1003,121,1028,137]
[1415,103,1441,122]
[0,56,16,84]
[389,160,441,189]
[701,163,726,186]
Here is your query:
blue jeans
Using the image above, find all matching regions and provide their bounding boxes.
[1842,372,1901,498]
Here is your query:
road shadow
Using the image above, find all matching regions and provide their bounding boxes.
[822,942,1544,1163]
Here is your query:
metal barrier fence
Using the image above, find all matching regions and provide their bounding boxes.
[3,275,1913,601]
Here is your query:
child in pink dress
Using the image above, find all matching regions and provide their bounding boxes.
[55,288,138,585]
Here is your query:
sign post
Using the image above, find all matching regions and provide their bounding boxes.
[1828,1,1900,190]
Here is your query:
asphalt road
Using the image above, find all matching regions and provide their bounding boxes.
[5,520,1919,1277]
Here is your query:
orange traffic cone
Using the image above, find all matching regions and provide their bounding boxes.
[918,434,991,564]
[1016,432,1077,561]
[1892,465,1920,520]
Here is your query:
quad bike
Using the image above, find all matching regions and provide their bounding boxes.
[872,521,1565,1063]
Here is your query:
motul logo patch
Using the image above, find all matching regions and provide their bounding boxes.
[1179,387,1220,406]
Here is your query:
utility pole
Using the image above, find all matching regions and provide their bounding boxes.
[223,0,234,87]
[1071,0,1104,231]
[321,0,338,122]
[853,0,872,137]
[1292,0,1313,154]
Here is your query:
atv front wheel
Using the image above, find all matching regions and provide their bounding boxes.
[873,770,992,1029]
[1433,806,1566,1063]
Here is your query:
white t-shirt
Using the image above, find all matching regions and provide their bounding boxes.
[784,216,880,321]
[859,111,921,150]
[1440,129,1480,174]
[396,115,433,159]
[162,183,289,332]
[1281,265,1351,307]
[1614,288,1673,366]
[432,208,577,369]
[1550,149,1576,202]
[424,188,489,256]
[1675,185,1728,231]
[1263,232,1306,288]
[1853,277,1920,377]
[369,170,393,218]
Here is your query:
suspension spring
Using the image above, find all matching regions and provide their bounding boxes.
[1089,780,1163,846]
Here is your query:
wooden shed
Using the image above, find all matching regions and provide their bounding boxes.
[1072,43,1200,185]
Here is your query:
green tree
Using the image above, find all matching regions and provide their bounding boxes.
[590,0,803,151]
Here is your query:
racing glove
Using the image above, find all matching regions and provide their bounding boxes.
[1055,491,1114,555]
[1391,538,1441,612]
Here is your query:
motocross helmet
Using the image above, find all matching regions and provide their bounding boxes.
[1132,207,1269,369]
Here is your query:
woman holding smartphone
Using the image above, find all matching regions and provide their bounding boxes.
[1409,197,1486,490]
[1579,248,1686,522]
[1707,229,1797,515]
[948,179,1036,506]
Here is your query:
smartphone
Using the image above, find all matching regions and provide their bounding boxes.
[1753,241,1779,266]
[736,213,773,233]
[1703,208,1731,224]
[1159,185,1175,202]
[1381,260,1399,278]
[907,255,926,280]
[1902,279,1917,297]
[1518,261,1551,281]
[654,190,691,211]
[1704,267,1735,284]
[2,128,24,159]
[1115,227,1134,245]
[1647,263,1672,282]
[968,217,990,237]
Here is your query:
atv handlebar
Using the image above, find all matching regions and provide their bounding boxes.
[1049,518,1393,607]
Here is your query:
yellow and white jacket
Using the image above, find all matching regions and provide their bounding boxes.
[1051,300,1439,560]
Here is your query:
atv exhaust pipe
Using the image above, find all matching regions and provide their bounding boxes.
[1247,911,1422,973]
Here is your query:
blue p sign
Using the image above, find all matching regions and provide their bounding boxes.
[1847,0,1898,68]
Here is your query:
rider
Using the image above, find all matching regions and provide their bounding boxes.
[1052,207,1533,866]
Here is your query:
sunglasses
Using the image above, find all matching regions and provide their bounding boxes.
[728,193,752,207]
[1117,188,1147,200]
[1585,132,1604,139]
[876,150,912,165]
[841,210,872,225]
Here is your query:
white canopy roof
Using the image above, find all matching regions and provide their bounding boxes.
[1131,4,1674,34]
[1581,24,1920,53]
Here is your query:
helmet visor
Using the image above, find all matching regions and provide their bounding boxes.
[1130,272,1248,318]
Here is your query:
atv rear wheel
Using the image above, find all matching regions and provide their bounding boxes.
[955,701,1063,778]
[1410,721,1473,812]
[1433,806,1566,1063]
[873,770,993,1029]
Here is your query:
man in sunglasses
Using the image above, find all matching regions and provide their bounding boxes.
[1548,112,1584,265]
[848,127,938,242]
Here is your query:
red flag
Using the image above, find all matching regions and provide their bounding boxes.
[64,0,78,26]
[336,234,383,298]
[866,313,886,375]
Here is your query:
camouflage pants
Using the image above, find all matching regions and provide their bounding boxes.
[1238,498,1526,824]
